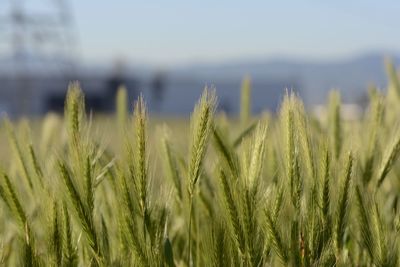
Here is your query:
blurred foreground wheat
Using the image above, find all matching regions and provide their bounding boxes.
[1,63,400,266]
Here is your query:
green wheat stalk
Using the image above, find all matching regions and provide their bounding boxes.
[240,75,252,124]
[187,88,217,264]
[132,94,149,223]
[328,91,342,160]
[116,85,128,134]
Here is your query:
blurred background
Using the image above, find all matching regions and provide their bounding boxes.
[0,0,399,117]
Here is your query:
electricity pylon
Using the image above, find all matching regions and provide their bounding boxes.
[0,0,78,115]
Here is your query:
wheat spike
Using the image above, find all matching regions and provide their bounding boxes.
[334,151,353,253]
[188,88,217,195]
[377,130,400,188]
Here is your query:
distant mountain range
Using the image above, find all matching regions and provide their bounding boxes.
[1,51,399,107]
[169,52,400,105]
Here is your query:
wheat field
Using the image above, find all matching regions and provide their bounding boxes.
[1,63,400,266]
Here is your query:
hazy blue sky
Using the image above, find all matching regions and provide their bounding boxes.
[4,1,400,67]
[67,1,400,66]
